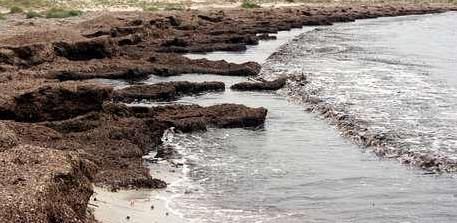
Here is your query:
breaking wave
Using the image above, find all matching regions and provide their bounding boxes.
[263,12,457,172]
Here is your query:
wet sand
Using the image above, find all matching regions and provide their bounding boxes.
[92,157,186,223]
[93,188,184,223]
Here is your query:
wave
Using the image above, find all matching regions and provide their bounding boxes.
[262,14,457,172]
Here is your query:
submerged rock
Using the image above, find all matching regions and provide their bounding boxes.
[144,103,268,131]
[172,81,225,94]
[204,104,268,128]
[231,77,288,91]
[155,145,181,160]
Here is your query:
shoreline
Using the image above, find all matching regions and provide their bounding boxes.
[272,11,457,173]
[1,3,457,222]
[93,187,185,223]
[92,157,186,223]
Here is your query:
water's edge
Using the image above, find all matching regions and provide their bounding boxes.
[263,12,457,173]
[93,12,457,223]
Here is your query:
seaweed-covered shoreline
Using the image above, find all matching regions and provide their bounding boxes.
[0,3,456,222]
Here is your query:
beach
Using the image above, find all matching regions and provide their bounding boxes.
[0,1,456,222]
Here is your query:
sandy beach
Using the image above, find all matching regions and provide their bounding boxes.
[92,153,187,223]
[93,187,184,223]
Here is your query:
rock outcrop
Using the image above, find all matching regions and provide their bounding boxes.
[142,103,268,131]
[113,81,225,102]
[231,77,288,91]
[14,82,113,122]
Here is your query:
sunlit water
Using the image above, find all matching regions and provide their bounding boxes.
[101,12,457,223]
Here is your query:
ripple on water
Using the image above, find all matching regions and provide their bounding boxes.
[267,12,457,172]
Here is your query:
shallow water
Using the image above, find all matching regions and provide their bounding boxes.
[183,27,316,64]
[161,87,457,222]
[136,74,457,223]
[101,12,457,223]
[264,12,457,170]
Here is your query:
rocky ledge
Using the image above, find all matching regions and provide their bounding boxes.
[231,77,288,91]
[113,81,225,102]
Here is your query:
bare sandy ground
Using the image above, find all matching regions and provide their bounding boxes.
[0,0,307,12]
[92,188,185,223]
[92,159,186,223]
